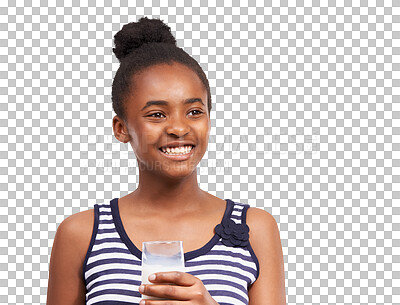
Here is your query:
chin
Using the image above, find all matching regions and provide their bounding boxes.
[160,160,199,177]
[162,165,198,178]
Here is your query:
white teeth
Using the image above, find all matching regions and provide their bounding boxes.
[161,145,193,155]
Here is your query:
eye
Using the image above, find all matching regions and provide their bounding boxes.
[147,112,165,118]
[189,109,203,116]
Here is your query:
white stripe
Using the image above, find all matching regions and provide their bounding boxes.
[91,241,129,253]
[86,269,142,291]
[192,270,250,285]
[85,262,140,284]
[212,243,252,254]
[99,214,113,221]
[86,272,141,287]
[206,283,248,301]
[232,209,242,216]
[189,268,256,284]
[211,295,247,305]
[87,251,139,265]
[196,273,247,287]
[233,204,244,210]
[98,208,111,214]
[187,267,256,285]
[97,222,116,229]
[87,293,141,305]
[186,263,255,282]
[97,203,110,207]
[89,282,141,295]
[187,254,256,270]
[96,231,120,239]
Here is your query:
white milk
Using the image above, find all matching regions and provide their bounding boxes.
[141,264,186,300]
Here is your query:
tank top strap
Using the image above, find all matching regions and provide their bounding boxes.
[96,198,115,225]
[228,200,251,225]
[82,198,117,281]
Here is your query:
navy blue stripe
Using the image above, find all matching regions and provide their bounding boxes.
[99,218,114,224]
[90,247,132,257]
[209,289,248,304]
[89,278,142,291]
[86,268,141,285]
[94,237,125,245]
[98,210,112,216]
[206,248,254,262]
[86,301,139,305]
[202,278,247,295]
[188,268,252,284]
[186,259,256,274]
[82,204,99,280]
[87,288,141,300]
[231,215,241,221]
[86,257,141,271]
[98,228,118,234]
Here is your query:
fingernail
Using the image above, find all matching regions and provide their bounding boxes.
[139,284,145,293]
[148,273,156,281]
[139,300,145,305]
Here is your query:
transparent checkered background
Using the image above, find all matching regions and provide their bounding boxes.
[1,0,399,304]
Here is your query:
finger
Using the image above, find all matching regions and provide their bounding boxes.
[148,271,197,286]
[139,284,191,301]
[140,299,191,305]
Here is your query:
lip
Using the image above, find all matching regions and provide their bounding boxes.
[159,146,195,161]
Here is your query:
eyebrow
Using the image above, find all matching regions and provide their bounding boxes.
[141,98,204,111]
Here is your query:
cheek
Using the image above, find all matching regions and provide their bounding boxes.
[197,121,211,145]
[129,125,160,156]
[140,125,160,145]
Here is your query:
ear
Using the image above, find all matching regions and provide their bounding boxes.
[113,115,131,143]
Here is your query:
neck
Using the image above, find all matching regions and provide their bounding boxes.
[130,167,206,214]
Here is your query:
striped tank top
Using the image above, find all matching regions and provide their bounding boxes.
[83,198,259,305]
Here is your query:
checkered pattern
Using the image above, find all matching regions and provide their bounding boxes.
[1,0,399,304]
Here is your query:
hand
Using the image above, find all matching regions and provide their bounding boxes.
[139,271,219,305]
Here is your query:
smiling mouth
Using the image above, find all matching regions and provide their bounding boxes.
[159,145,195,155]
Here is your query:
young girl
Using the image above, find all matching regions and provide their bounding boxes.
[47,17,286,305]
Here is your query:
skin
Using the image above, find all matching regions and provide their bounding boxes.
[46,62,286,305]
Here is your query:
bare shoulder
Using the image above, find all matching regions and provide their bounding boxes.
[246,207,282,258]
[247,207,280,241]
[247,207,278,228]
[58,209,95,254]
[47,208,94,305]
[246,207,286,305]
[61,208,94,231]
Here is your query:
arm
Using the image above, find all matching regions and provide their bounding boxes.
[46,210,93,305]
[247,207,286,305]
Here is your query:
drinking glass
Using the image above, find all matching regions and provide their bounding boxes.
[141,241,185,300]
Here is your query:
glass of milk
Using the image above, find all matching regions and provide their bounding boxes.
[141,241,185,300]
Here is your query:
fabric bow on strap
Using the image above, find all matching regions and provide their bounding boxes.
[215,219,250,247]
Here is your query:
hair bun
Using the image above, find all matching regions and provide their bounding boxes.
[113,17,177,62]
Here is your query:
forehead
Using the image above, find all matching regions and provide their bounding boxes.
[131,62,206,99]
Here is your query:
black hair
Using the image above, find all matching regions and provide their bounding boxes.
[112,17,212,122]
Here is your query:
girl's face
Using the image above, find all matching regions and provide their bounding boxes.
[116,62,211,179]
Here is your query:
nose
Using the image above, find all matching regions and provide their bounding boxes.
[165,115,190,137]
